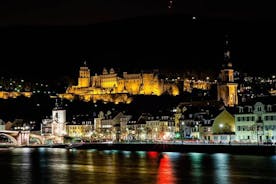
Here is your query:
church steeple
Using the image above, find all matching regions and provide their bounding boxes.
[53,98,63,110]
[224,34,231,62]
[217,34,238,107]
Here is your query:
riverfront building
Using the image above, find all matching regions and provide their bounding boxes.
[234,101,276,143]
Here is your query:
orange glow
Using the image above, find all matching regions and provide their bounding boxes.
[157,154,175,184]
[61,66,180,103]
[0,91,32,99]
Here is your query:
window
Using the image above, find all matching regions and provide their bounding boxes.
[239,107,243,113]
[237,117,241,121]
[267,105,272,112]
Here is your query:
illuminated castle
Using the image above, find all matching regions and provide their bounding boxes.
[217,36,238,107]
[59,62,179,103]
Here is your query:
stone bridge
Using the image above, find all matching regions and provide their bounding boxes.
[0,130,45,146]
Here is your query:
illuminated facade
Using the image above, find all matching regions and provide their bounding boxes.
[0,91,32,99]
[183,79,211,92]
[40,100,67,144]
[217,37,238,107]
[235,102,276,143]
[60,63,179,103]
[66,120,93,139]
[212,109,235,143]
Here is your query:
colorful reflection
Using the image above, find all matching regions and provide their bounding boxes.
[157,153,176,184]
[148,151,159,159]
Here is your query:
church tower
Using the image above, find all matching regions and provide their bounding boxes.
[217,35,238,107]
[78,61,90,88]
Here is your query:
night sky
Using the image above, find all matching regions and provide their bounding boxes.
[0,0,275,80]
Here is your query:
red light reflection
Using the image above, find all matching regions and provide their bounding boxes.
[157,154,175,184]
[148,151,159,159]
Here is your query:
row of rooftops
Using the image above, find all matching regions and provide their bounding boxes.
[52,96,276,126]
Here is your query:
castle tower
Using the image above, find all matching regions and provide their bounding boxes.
[78,61,90,88]
[217,35,238,107]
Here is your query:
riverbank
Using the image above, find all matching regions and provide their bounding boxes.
[75,144,276,155]
[71,143,276,155]
[4,143,275,155]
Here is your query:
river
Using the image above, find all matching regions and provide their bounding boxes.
[0,148,276,184]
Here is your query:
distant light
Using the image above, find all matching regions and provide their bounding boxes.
[192,16,197,20]
[219,124,223,128]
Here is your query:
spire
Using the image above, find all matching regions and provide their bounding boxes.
[223,34,233,69]
[224,34,231,63]
[55,98,58,106]
[55,98,59,108]
[84,60,87,66]
[54,98,63,110]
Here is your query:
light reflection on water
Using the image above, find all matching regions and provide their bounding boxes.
[212,153,230,184]
[0,148,275,184]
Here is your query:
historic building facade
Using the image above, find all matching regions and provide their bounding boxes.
[235,102,276,143]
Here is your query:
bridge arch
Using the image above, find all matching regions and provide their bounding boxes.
[44,137,56,145]
[29,134,44,145]
[0,133,18,145]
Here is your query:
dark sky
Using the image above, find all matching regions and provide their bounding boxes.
[0,0,275,79]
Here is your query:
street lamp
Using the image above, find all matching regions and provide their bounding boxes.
[219,124,223,143]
